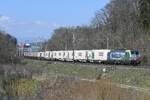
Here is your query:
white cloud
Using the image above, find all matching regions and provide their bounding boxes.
[34,20,44,25]
[0,15,13,29]
[0,15,16,27]
[51,22,61,28]
[33,20,61,29]
[0,16,63,41]
[0,15,62,31]
[0,16,10,22]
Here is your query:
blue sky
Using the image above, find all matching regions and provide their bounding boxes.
[0,0,110,42]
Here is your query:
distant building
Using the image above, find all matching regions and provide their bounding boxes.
[17,43,41,56]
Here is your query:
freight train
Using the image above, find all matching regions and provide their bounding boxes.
[24,49,141,65]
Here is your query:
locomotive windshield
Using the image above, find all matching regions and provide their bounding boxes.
[131,50,140,56]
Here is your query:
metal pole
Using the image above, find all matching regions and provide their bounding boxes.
[72,33,75,62]
[45,42,48,52]
[106,37,109,49]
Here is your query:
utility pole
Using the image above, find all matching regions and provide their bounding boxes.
[65,29,68,50]
[45,41,48,52]
[72,33,75,62]
[106,36,109,49]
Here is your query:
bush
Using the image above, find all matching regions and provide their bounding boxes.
[0,31,17,64]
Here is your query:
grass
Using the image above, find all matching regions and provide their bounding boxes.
[47,63,97,79]
[22,59,150,88]
[4,79,38,96]
[108,69,150,88]
[22,59,98,79]
[40,78,150,100]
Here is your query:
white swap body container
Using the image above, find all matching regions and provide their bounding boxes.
[51,51,57,60]
[57,51,64,60]
[24,52,27,57]
[37,52,41,58]
[49,51,53,59]
[38,52,45,58]
[30,52,33,57]
[86,50,94,62]
[42,52,45,58]
[44,51,52,60]
[52,51,59,60]
[66,50,73,61]
[32,52,38,58]
[62,51,69,61]
[92,49,111,62]
[74,50,87,62]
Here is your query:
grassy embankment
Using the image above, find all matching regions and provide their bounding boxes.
[23,59,150,88]
[1,59,150,99]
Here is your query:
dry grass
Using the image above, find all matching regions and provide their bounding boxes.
[1,60,150,100]
[1,76,150,100]
[36,77,150,100]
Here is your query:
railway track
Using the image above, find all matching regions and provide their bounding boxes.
[52,60,150,70]
[26,58,150,70]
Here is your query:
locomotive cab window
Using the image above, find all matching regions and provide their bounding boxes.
[131,50,139,55]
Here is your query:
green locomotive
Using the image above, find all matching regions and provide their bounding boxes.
[107,49,141,65]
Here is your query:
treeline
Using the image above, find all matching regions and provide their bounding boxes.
[47,26,100,50]
[0,30,18,64]
[46,0,150,64]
